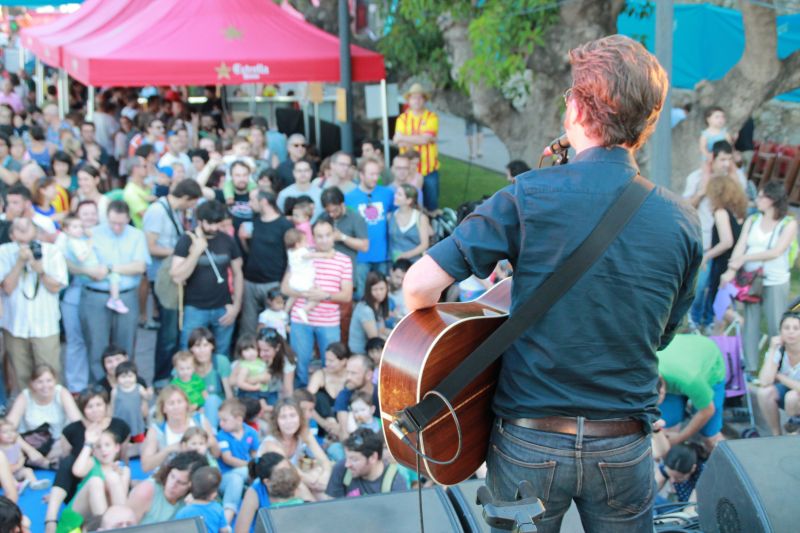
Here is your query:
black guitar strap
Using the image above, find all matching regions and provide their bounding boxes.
[395,174,654,435]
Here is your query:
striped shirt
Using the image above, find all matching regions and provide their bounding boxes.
[290,250,352,327]
[395,109,440,176]
[0,242,68,338]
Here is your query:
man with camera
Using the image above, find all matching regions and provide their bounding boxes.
[0,217,67,391]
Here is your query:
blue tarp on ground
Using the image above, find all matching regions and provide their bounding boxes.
[618,2,800,102]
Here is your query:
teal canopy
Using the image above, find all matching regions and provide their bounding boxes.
[618,2,800,102]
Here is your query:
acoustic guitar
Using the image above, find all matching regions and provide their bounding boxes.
[379,277,512,486]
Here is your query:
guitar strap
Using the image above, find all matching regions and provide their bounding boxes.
[395,174,655,436]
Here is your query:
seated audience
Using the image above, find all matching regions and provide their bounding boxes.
[216,399,259,524]
[348,273,393,355]
[174,467,230,533]
[188,327,233,430]
[324,429,406,499]
[756,312,800,435]
[234,452,286,533]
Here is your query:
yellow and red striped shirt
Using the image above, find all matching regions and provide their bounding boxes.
[395,109,439,176]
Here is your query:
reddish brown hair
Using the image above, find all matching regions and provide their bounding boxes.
[568,35,668,150]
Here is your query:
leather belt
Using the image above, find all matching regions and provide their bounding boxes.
[504,416,643,438]
[85,286,136,294]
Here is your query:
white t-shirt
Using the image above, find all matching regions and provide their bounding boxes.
[257,308,289,338]
[288,247,315,291]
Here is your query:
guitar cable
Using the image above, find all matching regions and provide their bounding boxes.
[394,389,464,466]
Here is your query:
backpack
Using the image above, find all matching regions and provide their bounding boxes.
[153,199,184,310]
[342,462,399,494]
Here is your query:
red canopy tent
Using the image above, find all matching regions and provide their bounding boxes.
[21,0,155,69]
[61,0,386,86]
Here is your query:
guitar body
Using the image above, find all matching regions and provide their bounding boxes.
[379,277,512,486]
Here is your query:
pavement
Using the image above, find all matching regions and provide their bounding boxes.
[433,110,509,174]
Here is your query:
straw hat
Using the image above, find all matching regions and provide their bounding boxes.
[403,83,431,101]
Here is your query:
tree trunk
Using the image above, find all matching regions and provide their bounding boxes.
[437,0,625,164]
[669,0,800,191]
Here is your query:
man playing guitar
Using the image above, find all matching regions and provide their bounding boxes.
[403,35,702,532]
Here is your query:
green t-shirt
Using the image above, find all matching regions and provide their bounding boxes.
[657,334,726,409]
[123,181,152,228]
[171,374,206,407]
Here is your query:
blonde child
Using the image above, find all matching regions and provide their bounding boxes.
[0,418,50,492]
[180,427,219,469]
[62,215,128,314]
[345,390,381,435]
[699,106,734,162]
[257,288,289,339]
[170,351,208,411]
[283,228,333,323]
[291,199,315,246]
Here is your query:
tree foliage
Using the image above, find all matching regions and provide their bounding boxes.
[378,0,559,92]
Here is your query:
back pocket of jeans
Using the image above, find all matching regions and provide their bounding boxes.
[598,447,653,514]
[491,444,557,502]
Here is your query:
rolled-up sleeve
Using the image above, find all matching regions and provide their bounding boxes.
[427,187,521,281]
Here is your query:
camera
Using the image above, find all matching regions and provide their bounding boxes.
[29,240,42,261]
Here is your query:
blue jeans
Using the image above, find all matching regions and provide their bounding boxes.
[180,305,234,356]
[486,418,654,533]
[220,466,249,512]
[154,303,179,383]
[290,321,340,387]
[660,380,726,437]
[689,262,711,326]
[422,170,440,211]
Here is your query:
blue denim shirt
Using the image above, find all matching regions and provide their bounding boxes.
[428,146,702,424]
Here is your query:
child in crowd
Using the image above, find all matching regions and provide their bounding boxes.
[283,228,333,323]
[110,362,150,444]
[291,198,315,245]
[57,428,130,532]
[699,106,733,162]
[388,259,411,320]
[97,345,153,397]
[174,466,230,533]
[365,338,385,371]
[0,418,50,492]
[217,399,260,524]
[171,351,207,411]
[231,336,270,412]
[345,390,381,435]
[180,427,219,469]
[62,215,128,314]
[257,288,289,339]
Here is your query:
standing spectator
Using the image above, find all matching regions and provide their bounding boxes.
[698,107,733,163]
[276,134,308,190]
[0,79,22,114]
[171,200,243,356]
[276,159,323,221]
[722,181,798,372]
[464,116,483,160]
[345,157,395,300]
[128,117,166,159]
[158,133,192,177]
[0,218,67,389]
[388,183,430,263]
[256,328,296,407]
[320,187,369,271]
[78,201,149,382]
[5,182,57,239]
[281,220,353,387]
[224,160,257,242]
[0,133,20,200]
[237,190,293,338]
[123,156,155,229]
[313,151,355,194]
[143,179,203,384]
[387,154,422,204]
[393,84,440,211]
[71,166,109,225]
[324,428,406,499]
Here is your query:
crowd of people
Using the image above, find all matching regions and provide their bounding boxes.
[0,75,449,532]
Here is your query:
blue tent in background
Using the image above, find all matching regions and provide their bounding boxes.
[618,2,800,102]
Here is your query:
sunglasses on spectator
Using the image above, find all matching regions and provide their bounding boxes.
[258,327,280,341]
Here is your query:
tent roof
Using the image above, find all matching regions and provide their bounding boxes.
[61,0,385,87]
[21,0,149,68]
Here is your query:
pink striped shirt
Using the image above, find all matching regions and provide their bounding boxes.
[290,250,352,326]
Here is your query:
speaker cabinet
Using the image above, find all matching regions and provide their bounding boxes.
[255,487,463,533]
[697,436,800,533]
[90,517,206,533]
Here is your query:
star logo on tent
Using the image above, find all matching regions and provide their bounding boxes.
[223,25,243,40]
[215,62,231,80]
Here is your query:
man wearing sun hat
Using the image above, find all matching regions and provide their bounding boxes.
[393,83,440,212]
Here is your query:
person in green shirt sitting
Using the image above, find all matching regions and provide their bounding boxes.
[171,351,207,410]
[657,334,727,451]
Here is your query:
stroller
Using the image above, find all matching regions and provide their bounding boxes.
[708,322,760,438]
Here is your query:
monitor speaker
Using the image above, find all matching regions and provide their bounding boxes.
[254,487,463,533]
[697,436,800,533]
[90,517,206,533]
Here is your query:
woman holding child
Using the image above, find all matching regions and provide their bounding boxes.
[140,386,219,472]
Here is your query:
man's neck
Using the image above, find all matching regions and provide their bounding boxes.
[362,461,385,482]
[260,210,279,223]
[166,195,179,210]
[359,184,375,195]
[359,381,375,397]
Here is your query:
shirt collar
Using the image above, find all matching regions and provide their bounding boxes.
[571,146,639,171]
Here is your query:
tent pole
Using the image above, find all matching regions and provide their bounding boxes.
[338,0,353,153]
[380,78,390,171]
[58,69,68,120]
[249,84,256,116]
[87,86,96,121]
[35,58,44,107]
[313,102,321,151]
[303,100,309,141]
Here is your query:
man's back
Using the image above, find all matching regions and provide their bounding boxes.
[428,147,702,424]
